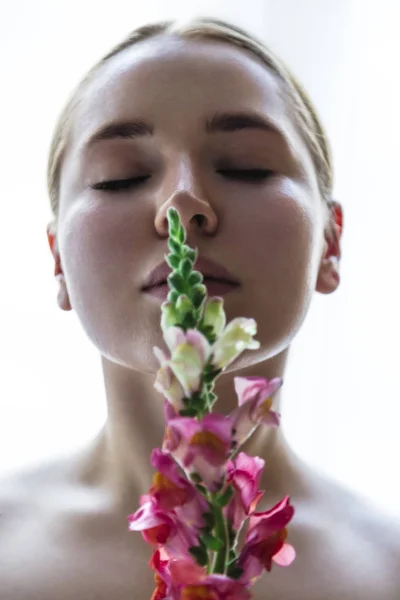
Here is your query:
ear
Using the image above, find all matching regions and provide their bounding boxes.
[316,200,343,295]
[46,223,72,311]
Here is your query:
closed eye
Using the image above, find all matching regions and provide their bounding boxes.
[91,175,151,192]
[91,169,272,192]
[217,168,274,182]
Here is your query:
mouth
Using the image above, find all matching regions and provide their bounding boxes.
[143,277,240,301]
[141,256,241,301]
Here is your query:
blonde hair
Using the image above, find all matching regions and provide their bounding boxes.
[47,17,333,234]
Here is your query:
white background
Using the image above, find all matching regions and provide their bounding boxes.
[0,0,399,518]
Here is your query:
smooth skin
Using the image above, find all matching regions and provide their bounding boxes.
[1,37,399,599]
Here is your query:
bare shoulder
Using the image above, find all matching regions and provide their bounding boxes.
[0,457,82,568]
[317,475,400,599]
[0,460,399,600]
[0,460,61,538]
[0,460,154,600]
[0,465,49,589]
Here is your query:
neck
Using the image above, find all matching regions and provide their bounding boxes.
[76,347,312,514]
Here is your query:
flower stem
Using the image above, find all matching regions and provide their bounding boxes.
[210,495,229,574]
[229,423,260,461]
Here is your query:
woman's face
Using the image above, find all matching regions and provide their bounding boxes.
[56,36,328,372]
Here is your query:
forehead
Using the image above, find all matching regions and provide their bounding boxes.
[71,37,294,148]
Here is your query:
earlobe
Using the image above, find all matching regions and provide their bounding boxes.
[46,224,72,311]
[57,277,72,311]
[315,200,343,295]
[316,254,340,294]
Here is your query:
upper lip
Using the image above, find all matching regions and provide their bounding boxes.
[141,256,241,290]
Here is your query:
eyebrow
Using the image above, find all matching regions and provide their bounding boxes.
[205,111,282,135]
[84,110,284,149]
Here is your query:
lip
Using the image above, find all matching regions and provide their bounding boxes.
[141,255,241,292]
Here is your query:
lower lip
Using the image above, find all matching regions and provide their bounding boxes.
[143,280,240,301]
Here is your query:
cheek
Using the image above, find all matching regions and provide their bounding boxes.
[221,182,323,366]
[225,180,320,284]
[58,200,148,303]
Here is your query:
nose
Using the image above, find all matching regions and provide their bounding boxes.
[154,159,218,238]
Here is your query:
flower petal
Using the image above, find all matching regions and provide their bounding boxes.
[211,318,260,370]
[168,557,207,585]
[154,364,186,410]
[272,542,296,567]
[164,326,187,353]
[234,376,282,407]
[202,297,227,337]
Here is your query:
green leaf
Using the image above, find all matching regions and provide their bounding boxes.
[190,472,202,484]
[202,364,221,382]
[227,519,236,546]
[167,207,180,231]
[182,313,197,330]
[165,253,181,270]
[195,483,208,495]
[202,371,216,384]
[200,324,214,335]
[216,485,234,507]
[179,258,193,279]
[179,407,199,417]
[227,565,243,580]
[188,271,203,286]
[190,284,207,309]
[228,549,237,562]
[167,290,180,303]
[168,238,181,255]
[189,546,209,567]
[201,512,215,529]
[168,272,186,294]
[176,225,186,244]
[183,247,197,262]
[200,533,223,551]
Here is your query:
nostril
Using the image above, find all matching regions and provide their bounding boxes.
[193,214,206,227]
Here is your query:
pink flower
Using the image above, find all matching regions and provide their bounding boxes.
[154,362,186,410]
[238,495,296,586]
[230,376,282,446]
[225,452,265,531]
[149,551,251,600]
[162,400,182,455]
[149,549,171,600]
[154,327,210,398]
[166,413,233,491]
[128,497,201,559]
[149,449,196,510]
[149,449,209,532]
[169,559,252,600]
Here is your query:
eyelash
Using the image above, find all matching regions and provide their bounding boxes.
[91,169,273,192]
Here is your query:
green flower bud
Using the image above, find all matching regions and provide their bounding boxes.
[176,294,193,316]
[167,207,180,232]
[176,224,186,244]
[202,297,226,337]
[160,302,179,333]
[168,290,180,303]
[188,271,203,287]
[183,247,197,263]
[168,272,186,294]
[168,238,181,255]
[190,284,207,309]
[179,257,193,279]
[165,253,181,270]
